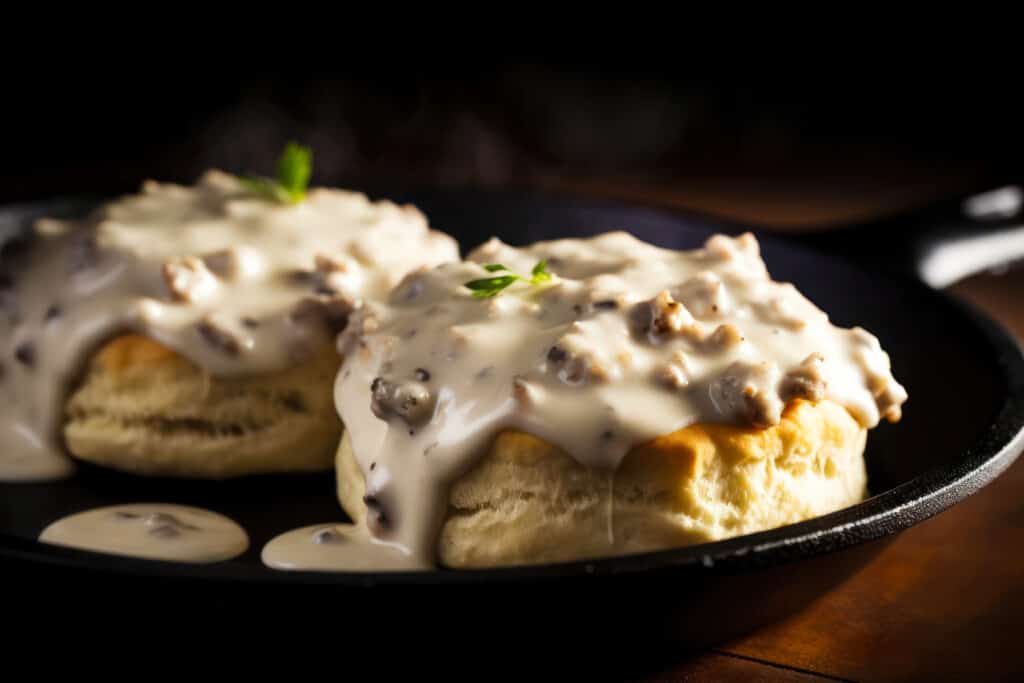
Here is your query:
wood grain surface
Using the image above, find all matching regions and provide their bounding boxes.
[577,179,1024,682]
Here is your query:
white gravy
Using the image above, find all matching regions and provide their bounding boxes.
[39,504,249,563]
[0,171,458,481]
[333,231,908,569]
[262,523,412,571]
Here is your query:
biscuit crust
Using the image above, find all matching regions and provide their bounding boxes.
[64,335,342,478]
[337,399,867,567]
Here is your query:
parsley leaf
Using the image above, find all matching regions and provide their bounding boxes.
[530,259,552,284]
[240,142,313,204]
[278,142,312,199]
[464,274,520,298]
[463,260,555,298]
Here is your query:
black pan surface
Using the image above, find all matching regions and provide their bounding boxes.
[2,189,1023,648]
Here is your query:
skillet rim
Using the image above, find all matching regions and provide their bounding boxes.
[1,191,1022,586]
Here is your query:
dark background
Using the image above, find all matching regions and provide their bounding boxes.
[5,58,1023,228]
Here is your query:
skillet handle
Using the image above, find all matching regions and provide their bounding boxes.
[795,183,1024,289]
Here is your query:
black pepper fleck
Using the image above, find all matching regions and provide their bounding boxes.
[196,318,242,355]
[241,316,260,328]
[282,393,306,413]
[288,270,317,286]
[362,495,390,528]
[414,368,431,382]
[44,304,61,321]
[314,283,338,296]
[14,343,35,367]
[313,528,342,544]
[547,346,568,363]
[149,525,181,539]
[593,300,619,310]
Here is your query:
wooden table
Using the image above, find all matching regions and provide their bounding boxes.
[567,175,1024,682]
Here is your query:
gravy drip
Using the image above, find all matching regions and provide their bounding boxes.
[262,523,411,571]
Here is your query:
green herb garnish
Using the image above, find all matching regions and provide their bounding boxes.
[240,142,313,204]
[464,260,554,298]
[531,259,552,284]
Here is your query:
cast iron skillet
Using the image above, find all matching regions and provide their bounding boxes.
[2,186,1023,651]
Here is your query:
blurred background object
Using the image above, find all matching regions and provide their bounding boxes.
[5,61,1023,228]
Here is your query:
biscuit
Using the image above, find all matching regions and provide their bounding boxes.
[64,334,342,478]
[337,399,867,567]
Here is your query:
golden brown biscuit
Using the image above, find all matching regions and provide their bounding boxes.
[337,399,867,567]
[64,335,342,478]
